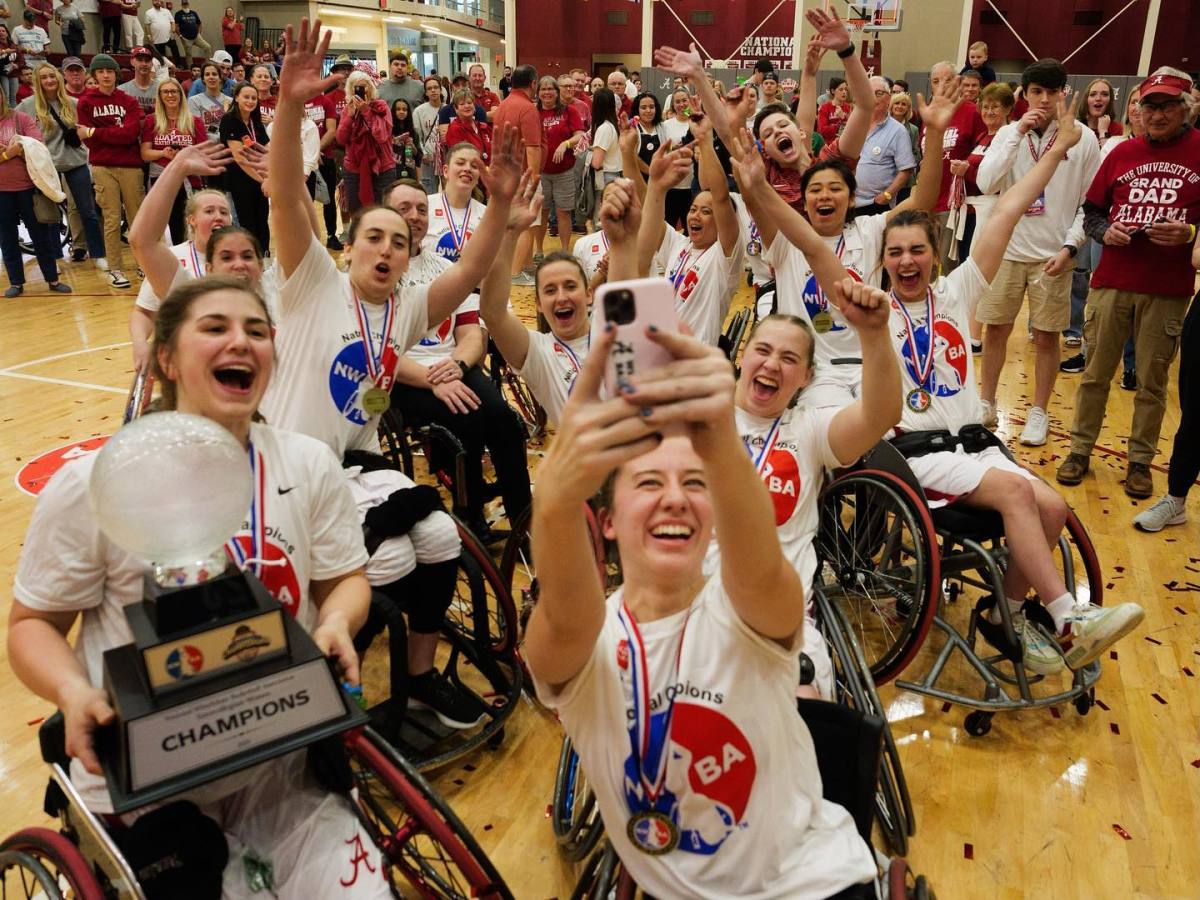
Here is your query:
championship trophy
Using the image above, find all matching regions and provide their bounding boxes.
[90,413,366,813]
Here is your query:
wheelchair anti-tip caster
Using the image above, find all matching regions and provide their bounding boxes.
[964,710,993,737]
[1074,688,1094,716]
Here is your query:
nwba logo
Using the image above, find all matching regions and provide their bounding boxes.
[761,446,801,526]
[623,704,756,855]
[165,645,204,680]
[901,319,968,397]
[801,268,862,333]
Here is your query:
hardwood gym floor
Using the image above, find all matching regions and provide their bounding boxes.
[0,250,1196,899]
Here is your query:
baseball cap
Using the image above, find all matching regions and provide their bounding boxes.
[88,54,120,74]
[1137,72,1193,101]
[130,46,154,59]
[761,71,779,84]
[62,56,85,71]
[211,49,233,66]
[331,54,353,70]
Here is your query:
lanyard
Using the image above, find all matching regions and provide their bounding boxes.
[1026,127,1057,163]
[441,195,473,255]
[225,442,266,577]
[813,235,846,312]
[617,602,692,808]
[351,291,398,390]
[559,334,590,396]
[670,247,696,294]
[890,288,936,390]
[744,416,783,474]
[187,240,204,277]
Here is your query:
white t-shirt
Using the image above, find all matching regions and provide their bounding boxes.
[534,578,876,899]
[592,120,622,186]
[764,213,888,369]
[517,330,588,426]
[260,235,429,457]
[659,117,695,189]
[135,240,205,312]
[422,193,487,264]
[889,258,989,432]
[12,422,367,812]
[704,406,840,588]
[654,228,740,347]
[400,249,480,366]
[573,229,609,282]
[733,194,772,289]
[144,5,173,43]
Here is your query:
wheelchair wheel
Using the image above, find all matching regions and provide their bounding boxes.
[377,409,417,479]
[815,592,915,857]
[570,841,619,900]
[345,726,514,899]
[444,519,519,656]
[817,470,939,685]
[0,828,104,899]
[551,737,605,862]
[1061,507,1102,608]
[499,365,547,443]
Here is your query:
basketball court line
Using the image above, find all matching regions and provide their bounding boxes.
[1,341,132,373]
[0,371,126,395]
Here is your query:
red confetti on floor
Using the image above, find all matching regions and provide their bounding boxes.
[963,843,974,859]
[25,717,43,727]
[1110,650,1119,660]
[1110,723,1120,735]
[1183,667,1194,678]
[1191,759,1200,769]
[1176,607,1189,615]
[941,701,952,713]
[1145,636,1163,645]
[1049,706,1061,719]
[1096,699,1110,711]
[1112,823,1133,841]
[545,804,553,817]
[1152,692,1167,705]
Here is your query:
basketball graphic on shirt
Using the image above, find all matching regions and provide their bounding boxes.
[800,268,860,332]
[227,534,302,617]
[900,319,967,398]
[434,226,475,263]
[761,447,801,526]
[328,340,379,426]
[623,703,756,855]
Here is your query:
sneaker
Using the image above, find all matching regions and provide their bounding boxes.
[4,285,23,298]
[47,282,72,294]
[1056,452,1090,485]
[1057,602,1145,671]
[533,252,545,265]
[980,399,999,430]
[18,240,34,255]
[1133,495,1187,532]
[511,271,535,287]
[1120,370,1136,391]
[1063,334,1082,347]
[970,339,983,355]
[108,270,131,289]
[1059,352,1085,374]
[1124,462,1153,499]
[1020,406,1049,446]
[70,247,87,262]
[407,669,486,729]
[94,257,109,272]
[326,235,343,251]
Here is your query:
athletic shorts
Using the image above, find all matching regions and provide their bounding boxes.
[975,258,1071,332]
[907,444,1038,508]
[799,363,862,410]
[345,467,461,584]
[541,169,578,215]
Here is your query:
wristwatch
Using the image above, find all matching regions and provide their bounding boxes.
[1063,245,1078,258]
[456,360,470,376]
[836,44,855,59]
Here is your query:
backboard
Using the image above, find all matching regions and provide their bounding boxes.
[824,0,903,33]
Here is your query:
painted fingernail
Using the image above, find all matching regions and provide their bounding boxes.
[640,407,653,418]
[647,324,659,333]
[605,321,615,333]
[617,378,633,393]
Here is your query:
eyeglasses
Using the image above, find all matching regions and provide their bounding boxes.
[1140,99,1182,112]
[873,89,890,97]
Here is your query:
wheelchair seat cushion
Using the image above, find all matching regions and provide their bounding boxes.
[931,503,1006,542]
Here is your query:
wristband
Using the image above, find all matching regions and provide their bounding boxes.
[1189,223,1197,243]
[1,151,7,161]
[456,360,469,376]
[836,44,855,59]
[1063,245,1077,258]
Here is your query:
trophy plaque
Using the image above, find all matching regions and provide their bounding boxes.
[89,413,366,813]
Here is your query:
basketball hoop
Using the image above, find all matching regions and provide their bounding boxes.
[822,0,903,33]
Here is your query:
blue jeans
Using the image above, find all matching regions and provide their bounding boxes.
[61,164,106,260]
[0,187,59,285]
[1,76,15,105]
[1065,238,1097,339]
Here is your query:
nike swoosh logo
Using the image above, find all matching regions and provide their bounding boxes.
[277,486,297,495]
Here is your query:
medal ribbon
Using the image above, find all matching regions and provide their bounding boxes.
[744,416,783,474]
[441,195,473,256]
[225,442,266,577]
[617,602,692,807]
[1026,128,1057,163]
[890,288,936,390]
[813,235,846,313]
[670,247,695,294]
[188,240,204,277]
[352,292,399,391]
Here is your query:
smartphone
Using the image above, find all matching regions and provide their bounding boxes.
[590,278,678,398]
[354,84,367,100]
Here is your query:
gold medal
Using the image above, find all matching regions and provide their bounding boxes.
[361,387,391,415]
[811,311,833,334]
[627,809,680,855]
[905,388,931,413]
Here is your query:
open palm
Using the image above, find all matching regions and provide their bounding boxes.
[917,76,963,133]
[805,8,851,52]
[278,19,340,104]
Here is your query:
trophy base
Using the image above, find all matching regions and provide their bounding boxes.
[100,613,366,813]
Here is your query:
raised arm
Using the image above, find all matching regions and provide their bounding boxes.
[807,7,871,160]
[617,116,646,201]
[693,116,739,257]
[129,141,232,298]
[601,176,641,283]
[794,39,823,142]
[478,172,541,370]
[424,123,521,328]
[653,42,754,156]
[890,76,961,218]
[971,93,1083,283]
[635,141,693,277]
[270,19,342,279]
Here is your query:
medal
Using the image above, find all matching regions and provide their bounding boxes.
[440,194,473,261]
[225,442,266,576]
[361,387,391,414]
[906,387,932,413]
[811,311,833,333]
[627,809,680,855]
[810,235,845,332]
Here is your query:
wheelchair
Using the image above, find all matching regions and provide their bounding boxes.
[0,712,514,899]
[816,430,1104,737]
[563,698,935,899]
[487,338,547,444]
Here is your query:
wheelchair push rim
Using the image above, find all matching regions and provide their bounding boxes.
[0,827,105,900]
[551,736,605,862]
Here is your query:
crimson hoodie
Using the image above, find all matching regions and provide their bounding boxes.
[77,87,144,167]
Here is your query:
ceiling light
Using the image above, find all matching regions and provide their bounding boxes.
[317,7,374,19]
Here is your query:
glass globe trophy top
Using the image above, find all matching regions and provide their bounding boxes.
[89,412,251,587]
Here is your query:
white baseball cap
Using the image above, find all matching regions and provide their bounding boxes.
[211,50,233,66]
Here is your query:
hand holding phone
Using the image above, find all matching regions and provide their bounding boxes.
[590,278,678,398]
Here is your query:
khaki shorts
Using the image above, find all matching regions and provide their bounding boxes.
[975,258,1071,331]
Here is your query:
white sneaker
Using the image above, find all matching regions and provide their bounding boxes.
[1132,495,1187,533]
[980,399,999,430]
[1020,406,1049,446]
[1015,614,1066,675]
[108,270,131,289]
[94,256,109,272]
[1058,602,1145,671]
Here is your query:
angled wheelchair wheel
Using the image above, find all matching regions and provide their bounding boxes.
[1060,507,1102,608]
[0,828,105,900]
[345,726,514,900]
[551,737,605,863]
[377,409,417,479]
[499,364,547,443]
[817,469,939,685]
[815,591,915,857]
[570,841,620,900]
[444,519,519,657]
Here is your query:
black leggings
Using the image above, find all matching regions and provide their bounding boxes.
[1166,293,1199,498]
[149,179,188,245]
[359,557,459,644]
[391,366,532,526]
[318,155,339,237]
[101,15,121,51]
[227,173,270,253]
